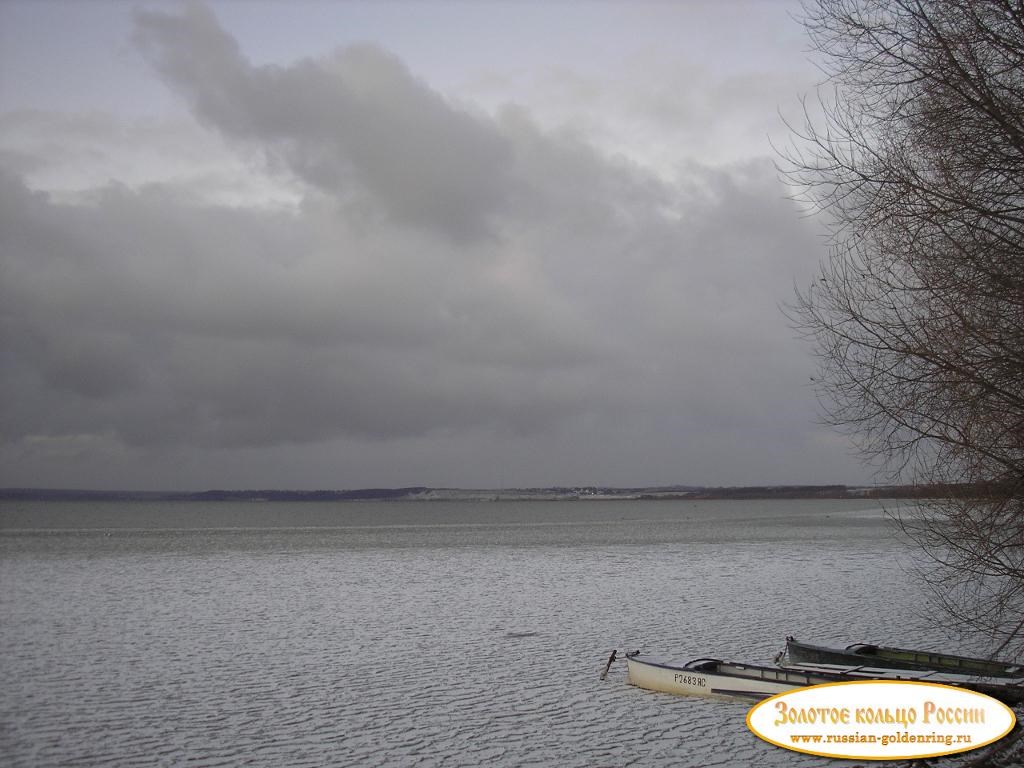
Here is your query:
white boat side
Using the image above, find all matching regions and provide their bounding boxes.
[625,655,822,702]
[783,661,1024,687]
[625,653,1024,705]
[779,661,1024,705]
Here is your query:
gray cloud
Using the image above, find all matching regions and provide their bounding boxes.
[0,4,857,489]
[134,4,511,242]
[0,160,607,451]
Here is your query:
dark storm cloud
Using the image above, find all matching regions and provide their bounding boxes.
[133,3,511,242]
[0,152,817,455]
[0,158,611,450]
[0,4,842,487]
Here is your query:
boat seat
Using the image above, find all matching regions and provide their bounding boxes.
[685,659,720,672]
[847,643,878,655]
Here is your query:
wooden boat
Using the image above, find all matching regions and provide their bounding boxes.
[625,654,838,702]
[625,652,1024,705]
[781,636,1023,678]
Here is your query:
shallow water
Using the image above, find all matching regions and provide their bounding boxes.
[0,498,954,766]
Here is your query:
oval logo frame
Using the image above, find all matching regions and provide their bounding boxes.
[746,680,1016,760]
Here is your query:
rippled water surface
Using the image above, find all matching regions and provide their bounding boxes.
[1,499,952,766]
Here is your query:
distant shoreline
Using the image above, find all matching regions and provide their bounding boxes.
[0,484,943,503]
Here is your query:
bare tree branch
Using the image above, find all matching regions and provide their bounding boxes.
[785,0,1024,657]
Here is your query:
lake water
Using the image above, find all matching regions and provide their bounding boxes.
[0,498,966,766]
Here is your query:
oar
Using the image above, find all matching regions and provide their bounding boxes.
[600,649,618,680]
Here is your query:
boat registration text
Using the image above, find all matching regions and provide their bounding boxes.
[674,673,708,688]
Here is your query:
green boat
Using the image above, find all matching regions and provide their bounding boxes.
[781,636,1023,678]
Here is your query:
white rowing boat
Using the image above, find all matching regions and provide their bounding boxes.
[625,655,824,702]
[624,653,1024,705]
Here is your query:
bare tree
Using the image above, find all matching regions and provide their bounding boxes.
[784,0,1024,655]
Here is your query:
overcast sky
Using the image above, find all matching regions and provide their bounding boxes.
[0,0,868,491]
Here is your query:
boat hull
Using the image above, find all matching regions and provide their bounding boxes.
[626,652,1024,706]
[625,655,817,702]
[782,661,1024,706]
[784,638,1022,678]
